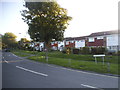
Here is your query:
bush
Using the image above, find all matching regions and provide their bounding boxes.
[62,47,72,54]
[62,47,67,54]
[72,48,80,54]
[117,51,120,55]
[91,47,106,54]
[80,47,90,54]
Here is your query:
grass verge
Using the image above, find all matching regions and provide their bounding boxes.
[12,50,119,75]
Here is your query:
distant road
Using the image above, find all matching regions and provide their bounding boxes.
[2,52,119,89]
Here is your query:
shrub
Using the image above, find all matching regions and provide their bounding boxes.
[117,51,120,55]
[80,47,90,54]
[62,47,72,54]
[72,48,80,54]
[91,47,106,54]
[62,47,67,54]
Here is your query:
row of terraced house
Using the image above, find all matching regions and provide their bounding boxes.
[29,30,120,53]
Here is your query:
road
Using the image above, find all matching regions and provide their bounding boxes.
[2,52,119,89]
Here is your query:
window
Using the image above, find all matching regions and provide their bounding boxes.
[88,38,94,42]
[70,41,74,43]
[109,46,111,49]
[97,36,103,39]
[66,41,69,45]
[81,40,84,42]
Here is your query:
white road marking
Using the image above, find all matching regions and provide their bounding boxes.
[4,60,8,63]
[16,66,48,77]
[81,84,97,88]
[12,54,23,59]
[12,54,18,57]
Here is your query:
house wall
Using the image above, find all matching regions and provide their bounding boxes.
[86,36,105,47]
[65,41,75,47]
[75,40,85,48]
[51,41,58,50]
[106,34,119,52]
[58,41,65,51]
[50,41,65,51]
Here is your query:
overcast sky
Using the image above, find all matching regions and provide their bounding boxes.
[0,0,119,41]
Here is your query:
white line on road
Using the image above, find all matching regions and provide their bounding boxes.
[4,60,8,63]
[81,84,97,88]
[16,66,48,77]
[12,54,23,59]
[12,54,18,57]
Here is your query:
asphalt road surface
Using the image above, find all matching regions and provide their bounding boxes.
[2,52,119,89]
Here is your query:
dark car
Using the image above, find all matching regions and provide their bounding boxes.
[5,48,10,52]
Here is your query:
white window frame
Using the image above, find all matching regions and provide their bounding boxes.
[88,38,94,42]
[97,36,103,40]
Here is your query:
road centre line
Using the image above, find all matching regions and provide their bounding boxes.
[16,66,48,77]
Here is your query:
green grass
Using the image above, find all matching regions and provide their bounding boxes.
[12,51,30,57]
[28,55,118,75]
[12,50,119,75]
[37,51,119,64]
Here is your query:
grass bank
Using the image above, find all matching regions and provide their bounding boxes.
[12,49,119,75]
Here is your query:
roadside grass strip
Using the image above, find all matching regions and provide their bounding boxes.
[28,56,118,75]
[12,50,119,75]
[12,51,33,57]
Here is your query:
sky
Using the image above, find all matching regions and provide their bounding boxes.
[0,0,119,41]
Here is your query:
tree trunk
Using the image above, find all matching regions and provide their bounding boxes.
[45,42,50,63]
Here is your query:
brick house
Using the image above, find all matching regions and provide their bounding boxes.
[86,30,119,52]
[64,36,86,49]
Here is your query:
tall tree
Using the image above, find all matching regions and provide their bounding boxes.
[21,0,72,61]
[2,32,18,49]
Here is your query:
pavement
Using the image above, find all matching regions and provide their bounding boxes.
[1,52,119,89]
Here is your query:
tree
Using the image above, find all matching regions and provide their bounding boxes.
[2,32,18,49]
[21,0,72,61]
[18,38,30,49]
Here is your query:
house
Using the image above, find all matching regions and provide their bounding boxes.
[28,30,119,52]
[64,36,86,49]
[86,30,119,52]
[64,30,119,52]
[50,41,65,51]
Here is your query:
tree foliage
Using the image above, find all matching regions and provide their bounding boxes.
[2,32,17,48]
[18,38,30,49]
[21,0,72,48]
[19,38,30,43]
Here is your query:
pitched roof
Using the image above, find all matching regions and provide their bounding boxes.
[64,30,118,41]
[64,36,86,41]
[88,30,118,37]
